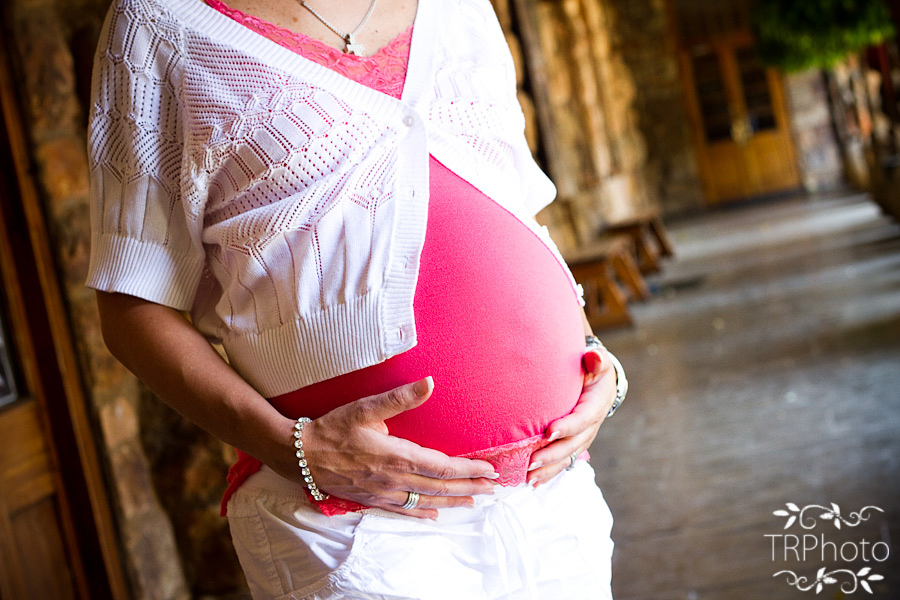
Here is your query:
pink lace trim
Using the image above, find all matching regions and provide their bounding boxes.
[311,436,592,517]
[207,0,411,99]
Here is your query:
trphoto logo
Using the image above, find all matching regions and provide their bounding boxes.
[766,503,888,594]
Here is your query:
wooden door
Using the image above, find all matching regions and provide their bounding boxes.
[0,30,127,600]
[0,402,80,599]
[680,34,801,203]
[0,132,82,599]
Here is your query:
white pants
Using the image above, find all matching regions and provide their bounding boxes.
[227,461,614,600]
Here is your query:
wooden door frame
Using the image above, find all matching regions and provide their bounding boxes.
[0,29,129,600]
[678,30,756,202]
[666,0,801,204]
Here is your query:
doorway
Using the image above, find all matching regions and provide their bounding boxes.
[670,0,802,204]
[0,31,127,600]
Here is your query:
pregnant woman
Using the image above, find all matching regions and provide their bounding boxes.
[88,0,627,597]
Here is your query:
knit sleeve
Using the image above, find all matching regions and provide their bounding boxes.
[85,0,204,311]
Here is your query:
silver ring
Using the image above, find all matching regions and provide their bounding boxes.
[566,452,578,471]
[401,491,420,510]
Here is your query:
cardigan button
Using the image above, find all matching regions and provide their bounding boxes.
[402,115,415,127]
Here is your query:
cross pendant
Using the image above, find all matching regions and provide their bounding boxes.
[344,34,365,56]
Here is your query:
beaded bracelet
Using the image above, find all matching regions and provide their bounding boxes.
[293,417,329,501]
[604,351,628,418]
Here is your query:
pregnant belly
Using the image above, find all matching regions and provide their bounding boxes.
[270,157,586,456]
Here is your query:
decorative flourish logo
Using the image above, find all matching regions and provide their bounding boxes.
[767,503,889,595]
[773,503,885,530]
[774,567,884,595]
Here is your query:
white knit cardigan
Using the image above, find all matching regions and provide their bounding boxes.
[86,0,579,396]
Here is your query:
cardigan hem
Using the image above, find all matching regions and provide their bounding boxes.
[221,289,416,397]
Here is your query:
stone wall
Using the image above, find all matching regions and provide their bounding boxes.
[535,0,652,241]
[596,0,705,216]
[500,0,671,251]
[783,70,845,192]
[1,0,239,597]
[826,49,900,220]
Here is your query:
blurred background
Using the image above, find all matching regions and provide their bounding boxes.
[0,0,897,598]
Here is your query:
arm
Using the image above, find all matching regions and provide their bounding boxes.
[96,291,497,518]
[526,308,619,487]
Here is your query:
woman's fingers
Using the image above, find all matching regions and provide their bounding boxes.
[528,426,594,478]
[389,489,479,510]
[526,427,597,487]
[304,426,496,498]
[390,440,498,481]
[542,349,617,443]
[401,470,496,497]
[543,398,605,444]
[527,394,605,487]
[377,505,441,520]
[349,488,481,521]
[540,387,610,454]
[527,455,576,488]
[340,379,499,482]
[352,376,436,427]
[292,376,502,517]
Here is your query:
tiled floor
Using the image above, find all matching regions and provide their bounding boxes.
[590,192,900,599]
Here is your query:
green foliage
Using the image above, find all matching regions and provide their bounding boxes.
[753,0,895,72]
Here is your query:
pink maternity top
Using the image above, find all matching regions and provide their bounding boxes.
[211,0,588,515]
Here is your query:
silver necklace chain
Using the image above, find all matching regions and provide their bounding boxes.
[298,0,379,55]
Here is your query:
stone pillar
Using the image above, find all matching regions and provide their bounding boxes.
[599,0,705,216]
[783,69,845,192]
[510,0,671,251]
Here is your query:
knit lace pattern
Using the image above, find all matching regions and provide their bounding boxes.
[86,0,566,398]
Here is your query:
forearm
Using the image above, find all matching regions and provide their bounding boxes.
[96,291,292,466]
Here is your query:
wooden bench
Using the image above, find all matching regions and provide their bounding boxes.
[604,209,675,274]
[564,234,649,330]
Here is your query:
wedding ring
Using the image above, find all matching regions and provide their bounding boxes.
[402,491,420,510]
[566,452,578,471]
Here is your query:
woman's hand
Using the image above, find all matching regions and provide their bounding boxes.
[96,292,496,520]
[526,346,617,487]
[265,377,500,520]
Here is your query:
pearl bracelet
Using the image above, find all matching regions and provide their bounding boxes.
[292,417,329,501]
